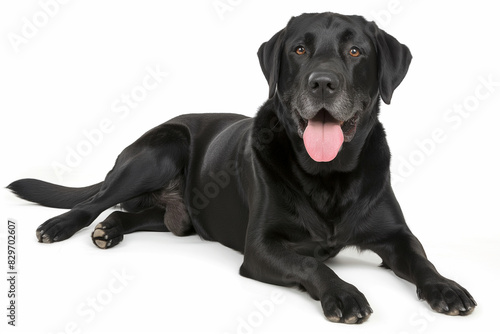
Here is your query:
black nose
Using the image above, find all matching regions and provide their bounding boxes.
[308,71,340,99]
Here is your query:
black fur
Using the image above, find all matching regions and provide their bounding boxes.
[8,12,475,323]
[8,179,102,209]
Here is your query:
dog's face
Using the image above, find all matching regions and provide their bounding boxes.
[258,13,412,163]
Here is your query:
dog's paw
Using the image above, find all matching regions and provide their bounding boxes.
[92,221,124,249]
[36,210,90,243]
[417,278,476,316]
[321,285,373,324]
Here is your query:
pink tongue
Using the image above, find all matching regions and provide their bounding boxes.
[303,112,344,162]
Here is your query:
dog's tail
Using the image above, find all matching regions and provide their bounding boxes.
[7,178,103,209]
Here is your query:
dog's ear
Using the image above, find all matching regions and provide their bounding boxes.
[258,28,285,99]
[372,25,412,104]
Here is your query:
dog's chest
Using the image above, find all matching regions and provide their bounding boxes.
[289,209,345,260]
[293,183,357,254]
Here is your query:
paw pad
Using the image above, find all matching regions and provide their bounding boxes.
[91,222,124,249]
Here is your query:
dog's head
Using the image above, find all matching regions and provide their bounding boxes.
[258,13,411,163]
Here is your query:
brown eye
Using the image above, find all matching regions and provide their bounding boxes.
[349,47,361,57]
[295,46,306,55]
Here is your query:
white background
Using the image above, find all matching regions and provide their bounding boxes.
[1,1,499,333]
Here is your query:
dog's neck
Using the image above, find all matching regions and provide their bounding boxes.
[252,97,383,176]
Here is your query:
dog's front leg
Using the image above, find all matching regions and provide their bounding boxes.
[367,230,476,316]
[364,189,476,315]
[240,236,373,324]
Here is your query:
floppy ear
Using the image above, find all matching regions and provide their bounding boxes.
[373,26,412,104]
[258,28,284,99]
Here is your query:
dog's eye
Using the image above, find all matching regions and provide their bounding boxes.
[295,46,306,55]
[349,47,361,57]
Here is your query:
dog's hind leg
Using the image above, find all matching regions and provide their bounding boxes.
[92,207,168,249]
[92,178,193,249]
[36,123,189,243]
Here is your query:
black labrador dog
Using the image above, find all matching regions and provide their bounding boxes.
[9,12,476,324]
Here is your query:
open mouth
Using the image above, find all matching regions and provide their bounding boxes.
[340,113,359,143]
[297,108,359,162]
